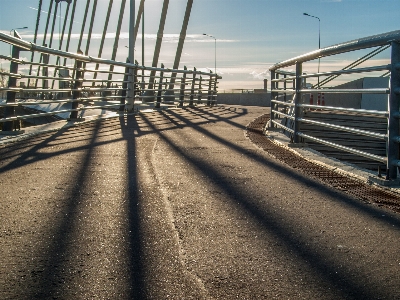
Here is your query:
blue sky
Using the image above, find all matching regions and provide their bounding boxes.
[0,0,399,91]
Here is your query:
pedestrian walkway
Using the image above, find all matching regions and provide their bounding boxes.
[1,105,399,299]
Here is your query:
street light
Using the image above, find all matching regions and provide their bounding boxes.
[203,33,216,74]
[303,12,320,87]
[10,27,28,36]
[9,27,28,56]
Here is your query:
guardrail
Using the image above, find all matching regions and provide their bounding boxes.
[269,30,400,180]
[0,32,219,132]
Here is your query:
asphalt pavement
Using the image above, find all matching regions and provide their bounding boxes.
[1,105,399,299]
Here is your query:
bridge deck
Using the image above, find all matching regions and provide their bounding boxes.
[1,106,399,299]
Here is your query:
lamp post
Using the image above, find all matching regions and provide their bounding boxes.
[203,33,216,74]
[9,27,28,55]
[303,12,320,87]
[10,27,28,35]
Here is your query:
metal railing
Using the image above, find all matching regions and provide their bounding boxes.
[0,32,219,132]
[269,30,400,180]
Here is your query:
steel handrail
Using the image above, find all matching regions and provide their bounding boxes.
[0,32,218,78]
[297,117,387,140]
[271,65,391,83]
[271,88,390,94]
[270,30,400,71]
[298,132,388,163]
[271,100,389,117]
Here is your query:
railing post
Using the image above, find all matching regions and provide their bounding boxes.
[197,76,202,104]
[294,62,302,143]
[270,70,276,128]
[189,67,196,106]
[212,74,217,106]
[125,61,137,111]
[133,63,138,107]
[178,66,187,107]
[283,74,287,103]
[42,53,49,90]
[155,63,164,108]
[207,71,212,106]
[119,58,130,111]
[387,41,400,180]
[3,43,21,132]
[69,58,83,120]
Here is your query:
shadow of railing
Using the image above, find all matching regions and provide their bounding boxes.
[1,106,399,298]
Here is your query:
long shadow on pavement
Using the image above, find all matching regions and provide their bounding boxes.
[2,106,397,298]
[140,109,400,299]
[119,114,145,299]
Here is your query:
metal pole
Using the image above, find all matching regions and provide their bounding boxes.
[156,64,164,108]
[77,0,91,52]
[134,0,145,44]
[107,0,127,84]
[52,0,72,89]
[215,38,217,74]
[126,0,135,111]
[270,70,276,128]
[84,0,98,57]
[178,66,187,107]
[28,0,42,87]
[212,74,217,105]
[3,32,21,132]
[203,33,216,74]
[387,41,400,179]
[145,0,169,102]
[48,1,59,48]
[207,71,212,106]
[142,2,144,81]
[120,58,130,111]
[92,0,113,85]
[318,18,320,88]
[294,62,302,143]
[71,0,91,82]
[69,57,83,120]
[166,0,193,100]
[303,13,320,87]
[189,67,196,106]
[63,0,78,66]
[197,76,202,104]
[42,53,49,90]
[35,0,54,87]
[42,0,54,46]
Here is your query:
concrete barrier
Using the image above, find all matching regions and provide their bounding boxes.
[217,92,271,106]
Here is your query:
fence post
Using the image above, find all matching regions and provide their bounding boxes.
[270,70,276,128]
[197,76,202,104]
[69,57,83,120]
[3,43,21,132]
[212,74,217,106]
[387,41,400,180]
[179,66,187,107]
[207,71,212,106]
[156,63,164,108]
[125,61,137,112]
[283,74,287,103]
[42,53,49,91]
[189,67,196,106]
[293,62,302,143]
[119,58,130,111]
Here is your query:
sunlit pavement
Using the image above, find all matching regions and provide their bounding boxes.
[1,105,399,299]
